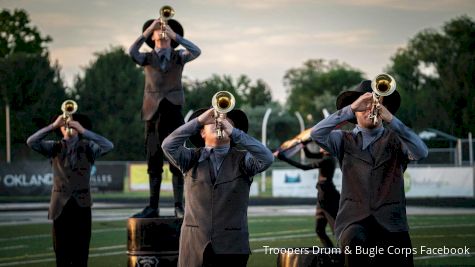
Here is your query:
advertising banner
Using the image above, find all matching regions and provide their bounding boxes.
[129,162,173,192]
[272,169,318,197]
[0,161,125,196]
[405,167,473,197]
[272,166,473,198]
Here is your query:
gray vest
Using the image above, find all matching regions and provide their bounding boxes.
[49,140,93,220]
[142,50,184,121]
[335,129,409,240]
[178,148,251,267]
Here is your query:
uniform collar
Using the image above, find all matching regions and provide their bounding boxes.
[199,145,230,162]
[62,135,79,146]
[352,125,384,150]
[154,47,171,60]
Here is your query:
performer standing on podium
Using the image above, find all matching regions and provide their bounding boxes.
[129,9,201,218]
[162,107,273,267]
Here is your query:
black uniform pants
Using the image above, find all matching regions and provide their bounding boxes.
[315,207,335,247]
[339,216,414,267]
[52,198,91,267]
[146,99,185,207]
[202,244,249,267]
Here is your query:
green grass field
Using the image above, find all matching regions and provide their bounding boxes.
[0,214,473,267]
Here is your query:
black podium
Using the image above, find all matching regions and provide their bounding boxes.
[277,247,343,267]
[127,217,183,267]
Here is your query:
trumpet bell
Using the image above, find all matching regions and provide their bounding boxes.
[160,5,175,21]
[371,73,396,96]
[61,100,78,115]
[212,91,235,114]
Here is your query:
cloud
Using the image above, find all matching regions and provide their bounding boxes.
[332,0,475,11]
[193,0,474,11]
[33,13,84,28]
[192,0,313,10]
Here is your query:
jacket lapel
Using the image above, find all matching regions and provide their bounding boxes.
[215,149,242,185]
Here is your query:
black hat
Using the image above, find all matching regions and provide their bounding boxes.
[51,113,92,137]
[336,80,401,124]
[142,19,184,49]
[188,108,249,148]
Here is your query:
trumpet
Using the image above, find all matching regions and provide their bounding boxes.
[159,5,175,40]
[211,91,235,139]
[61,100,78,136]
[369,73,396,125]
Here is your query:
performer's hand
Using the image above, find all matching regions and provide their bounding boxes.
[378,104,393,123]
[143,19,161,37]
[52,115,65,129]
[197,109,215,126]
[68,120,86,134]
[350,92,373,112]
[164,25,177,40]
[273,150,285,160]
[216,117,234,136]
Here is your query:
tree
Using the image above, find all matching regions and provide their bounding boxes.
[241,103,299,150]
[0,53,67,159]
[73,47,144,160]
[241,79,273,108]
[386,15,475,136]
[0,9,64,161]
[284,59,364,123]
[0,9,51,58]
[183,74,274,113]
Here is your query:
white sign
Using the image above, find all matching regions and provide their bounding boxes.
[272,169,318,197]
[272,168,343,198]
[272,167,473,198]
[250,182,258,196]
[405,167,474,197]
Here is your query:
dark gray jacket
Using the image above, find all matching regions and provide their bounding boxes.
[311,105,428,241]
[335,130,409,239]
[26,126,113,220]
[141,50,185,120]
[161,118,273,267]
[179,148,252,267]
[128,35,201,121]
[48,140,94,220]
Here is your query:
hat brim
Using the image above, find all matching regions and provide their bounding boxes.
[142,19,184,49]
[188,108,249,147]
[336,90,401,124]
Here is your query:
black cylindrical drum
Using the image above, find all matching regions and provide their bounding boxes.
[276,247,343,267]
[277,247,317,267]
[127,216,183,267]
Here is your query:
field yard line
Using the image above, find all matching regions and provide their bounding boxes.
[413,233,475,238]
[0,245,26,251]
[0,252,53,262]
[0,244,125,263]
[0,233,49,242]
[0,233,318,265]
[252,248,267,253]
[251,228,312,237]
[0,251,124,267]
[250,233,315,242]
[0,232,472,266]
[414,253,474,260]
[90,245,125,251]
[0,227,124,242]
[411,223,475,229]
[249,218,308,223]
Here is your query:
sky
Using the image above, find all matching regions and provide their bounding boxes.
[2,0,475,103]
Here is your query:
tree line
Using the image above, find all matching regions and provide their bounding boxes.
[1,9,474,161]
